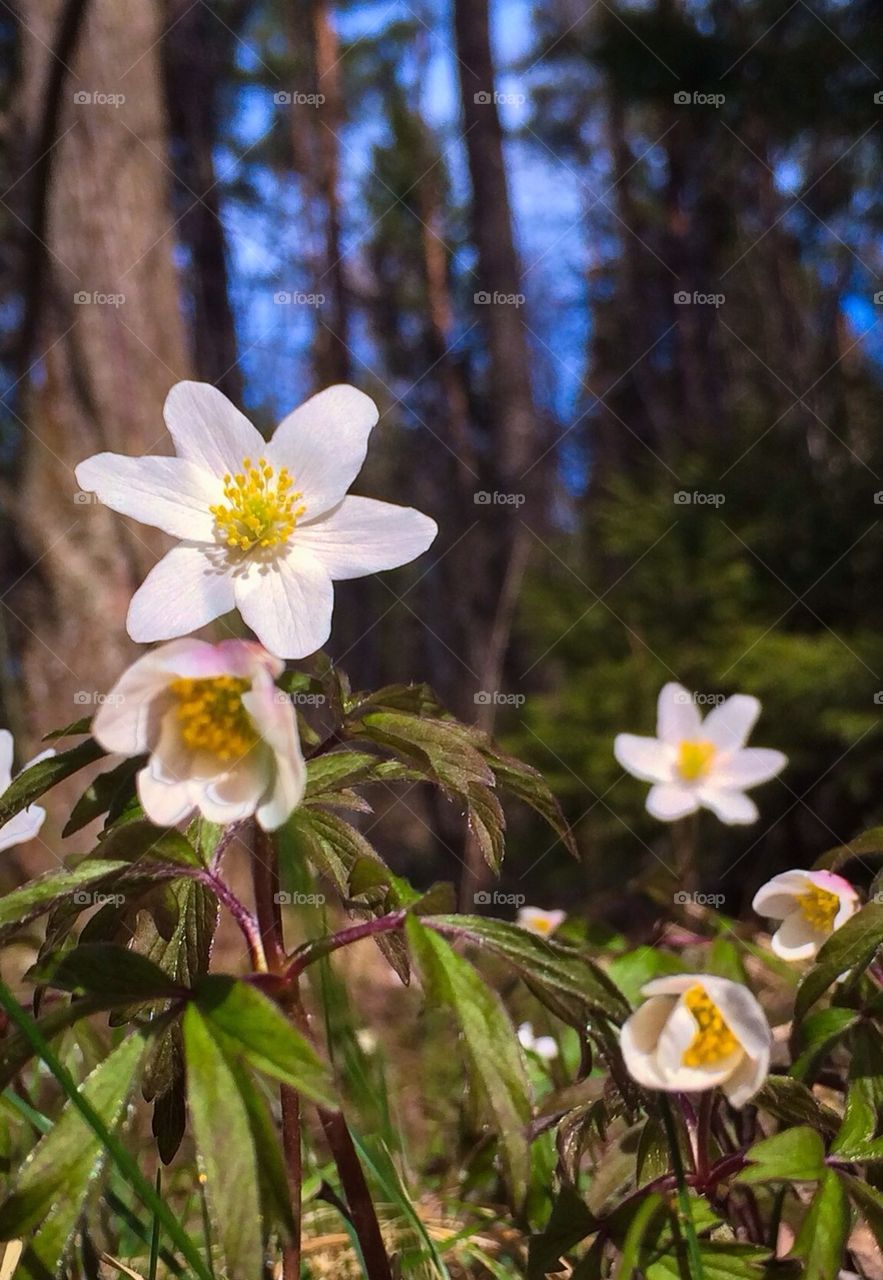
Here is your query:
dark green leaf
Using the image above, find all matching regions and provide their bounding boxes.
[737,1126,826,1185]
[30,943,187,1001]
[406,916,531,1205]
[527,1185,599,1279]
[791,1006,858,1079]
[0,860,131,934]
[754,1075,841,1137]
[795,900,883,1019]
[42,716,92,741]
[0,994,118,1091]
[831,1022,883,1156]
[789,1168,851,1279]
[94,819,202,868]
[481,743,578,857]
[358,711,494,793]
[63,756,143,836]
[0,738,105,827]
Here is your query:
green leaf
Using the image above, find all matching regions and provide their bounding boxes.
[405,915,531,1205]
[481,743,578,857]
[0,994,116,1090]
[645,1242,770,1279]
[795,899,883,1019]
[285,805,383,894]
[94,819,203,868]
[359,711,495,792]
[183,1005,263,1279]
[527,1185,598,1279]
[30,943,187,1001]
[841,1172,883,1251]
[754,1075,840,1137]
[42,715,92,741]
[0,737,105,826]
[737,1126,826,1184]
[606,947,685,1008]
[791,1006,858,1079]
[193,975,335,1107]
[789,1169,851,1279]
[815,826,883,870]
[63,755,143,835]
[0,860,131,934]
[429,915,630,1024]
[831,1021,883,1156]
[614,1194,667,1280]
[0,1032,147,1248]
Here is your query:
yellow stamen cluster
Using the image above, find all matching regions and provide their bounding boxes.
[682,984,739,1067]
[531,917,554,934]
[170,675,258,762]
[796,881,840,933]
[209,456,305,552]
[677,739,717,782]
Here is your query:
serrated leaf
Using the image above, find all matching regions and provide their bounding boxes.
[789,1168,850,1279]
[791,1006,858,1079]
[0,738,105,827]
[359,711,495,793]
[406,915,531,1205]
[193,975,334,1107]
[30,943,187,1001]
[0,1032,147,1247]
[94,819,202,868]
[183,1006,263,1279]
[754,1075,840,1136]
[738,1126,826,1184]
[0,860,131,935]
[481,743,578,857]
[795,899,883,1019]
[831,1022,883,1154]
[285,806,383,894]
[466,780,506,872]
[63,756,143,836]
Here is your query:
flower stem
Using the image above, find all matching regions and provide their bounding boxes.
[199,869,267,972]
[661,1096,706,1280]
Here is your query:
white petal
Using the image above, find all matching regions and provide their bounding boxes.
[702,695,760,751]
[614,734,674,784]
[517,907,566,935]
[712,748,786,789]
[198,760,268,825]
[646,783,699,821]
[0,730,13,791]
[533,1036,559,1061]
[770,911,824,962]
[752,870,814,920]
[721,1049,768,1108]
[701,976,772,1060]
[74,454,217,541]
[127,547,235,644]
[163,381,266,475]
[656,683,701,744]
[234,546,334,660]
[93,647,187,755]
[517,1023,535,1050]
[620,997,677,1090]
[137,768,195,827]
[243,671,306,830]
[265,385,379,518]
[696,786,758,825]
[296,496,437,581]
[0,805,47,853]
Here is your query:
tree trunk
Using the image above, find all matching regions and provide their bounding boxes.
[6,0,189,766]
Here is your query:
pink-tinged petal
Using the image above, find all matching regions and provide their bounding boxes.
[721,1049,768,1108]
[770,911,822,962]
[74,454,217,541]
[516,907,566,935]
[163,381,266,476]
[701,695,760,751]
[807,869,859,913]
[127,547,235,644]
[614,734,673,784]
[137,768,195,827]
[93,647,189,755]
[695,786,758,825]
[646,783,699,821]
[0,730,13,792]
[712,747,786,789]
[243,678,306,831]
[752,870,815,920]
[234,546,334,660]
[0,805,47,853]
[265,385,379,518]
[296,496,437,580]
[656,683,702,744]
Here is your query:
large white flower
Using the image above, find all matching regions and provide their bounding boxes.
[752,869,859,962]
[620,974,771,1107]
[75,382,438,659]
[0,731,54,853]
[92,639,305,831]
[614,683,786,824]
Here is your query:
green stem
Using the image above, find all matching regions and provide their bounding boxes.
[661,1096,706,1280]
[0,982,213,1280]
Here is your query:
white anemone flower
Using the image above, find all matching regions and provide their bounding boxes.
[0,731,54,853]
[75,382,438,659]
[517,906,566,937]
[620,974,771,1107]
[614,683,786,824]
[517,1022,559,1061]
[752,869,859,962]
[92,638,305,831]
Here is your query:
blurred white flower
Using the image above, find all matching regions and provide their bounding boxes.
[752,869,859,962]
[517,1022,559,1061]
[75,382,438,660]
[517,906,566,937]
[620,974,771,1107]
[614,683,786,824]
[92,638,305,830]
[0,731,54,853]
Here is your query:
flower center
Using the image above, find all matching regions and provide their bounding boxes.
[170,675,258,762]
[532,916,554,934]
[796,881,840,933]
[682,984,739,1067]
[209,457,306,552]
[677,739,717,782]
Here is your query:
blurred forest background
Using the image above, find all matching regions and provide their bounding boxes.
[1,0,883,921]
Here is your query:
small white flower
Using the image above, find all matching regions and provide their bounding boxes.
[614,683,786,825]
[92,639,306,831]
[517,906,566,937]
[0,731,55,853]
[620,974,771,1107]
[752,869,859,962]
[75,382,438,659]
[517,1022,559,1061]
